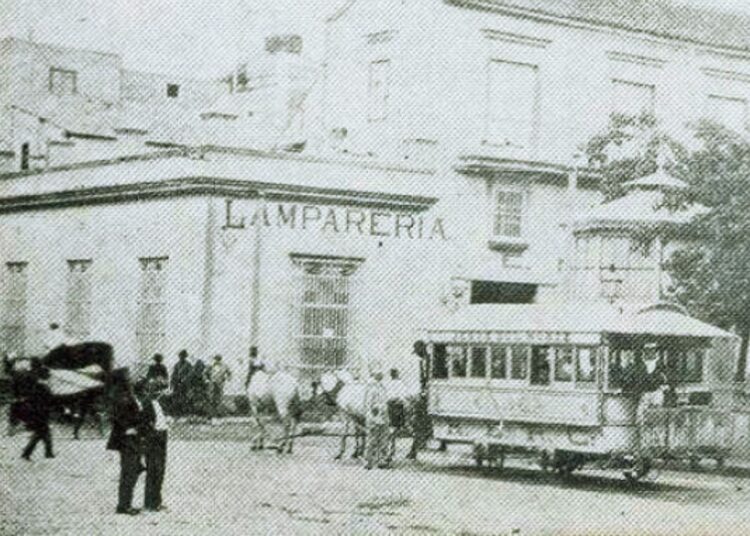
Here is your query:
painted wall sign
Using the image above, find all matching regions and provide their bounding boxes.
[223,199,448,240]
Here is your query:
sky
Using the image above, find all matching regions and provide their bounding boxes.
[1,0,750,79]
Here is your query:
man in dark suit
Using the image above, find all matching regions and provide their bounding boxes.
[139,380,169,512]
[20,366,55,460]
[407,341,434,460]
[107,368,144,515]
[146,354,169,390]
[170,351,192,416]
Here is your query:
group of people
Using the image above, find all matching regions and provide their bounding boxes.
[359,342,433,470]
[107,368,170,515]
[145,350,232,420]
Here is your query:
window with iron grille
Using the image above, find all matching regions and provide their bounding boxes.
[49,67,77,96]
[292,256,361,376]
[1,262,28,356]
[65,260,92,340]
[493,189,524,238]
[136,257,168,361]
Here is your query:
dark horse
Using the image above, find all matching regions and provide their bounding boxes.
[6,342,114,439]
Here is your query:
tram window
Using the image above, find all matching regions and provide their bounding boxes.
[576,348,596,383]
[470,347,488,378]
[449,346,468,378]
[554,347,574,382]
[432,344,448,379]
[510,345,529,380]
[684,349,704,383]
[530,346,551,386]
[490,346,507,379]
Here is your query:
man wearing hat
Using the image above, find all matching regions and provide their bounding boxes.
[107,368,144,515]
[170,350,192,416]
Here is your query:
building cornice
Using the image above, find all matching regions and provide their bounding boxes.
[446,0,750,55]
[455,154,601,188]
[0,177,438,214]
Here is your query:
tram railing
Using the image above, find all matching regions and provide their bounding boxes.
[641,406,734,461]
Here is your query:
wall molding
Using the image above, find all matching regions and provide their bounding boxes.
[481,28,551,48]
[606,51,666,69]
[364,30,398,45]
[701,67,750,84]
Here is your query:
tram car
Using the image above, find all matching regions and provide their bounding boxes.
[423,302,739,481]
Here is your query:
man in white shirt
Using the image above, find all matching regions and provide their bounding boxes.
[140,380,169,512]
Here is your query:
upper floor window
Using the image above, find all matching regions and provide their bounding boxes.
[49,67,77,96]
[486,60,539,150]
[167,83,180,98]
[493,188,524,238]
[706,94,747,133]
[368,59,391,122]
[611,79,655,117]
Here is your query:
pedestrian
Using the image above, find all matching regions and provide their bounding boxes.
[170,350,192,417]
[20,366,55,461]
[139,379,169,513]
[364,367,390,470]
[106,368,144,515]
[189,359,208,417]
[385,368,407,462]
[146,354,169,391]
[206,355,231,422]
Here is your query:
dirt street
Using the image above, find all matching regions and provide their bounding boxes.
[4,429,750,535]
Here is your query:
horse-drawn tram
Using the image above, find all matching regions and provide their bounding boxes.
[424,302,739,481]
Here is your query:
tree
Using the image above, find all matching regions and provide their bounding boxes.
[668,122,750,381]
[584,114,750,381]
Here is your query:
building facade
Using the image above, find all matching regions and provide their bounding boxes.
[1,0,749,391]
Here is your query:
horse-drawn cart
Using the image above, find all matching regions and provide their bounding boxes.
[423,302,739,481]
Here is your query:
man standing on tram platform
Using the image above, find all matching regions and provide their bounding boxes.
[407,341,434,460]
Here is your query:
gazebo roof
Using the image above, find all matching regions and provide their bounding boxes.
[621,167,688,191]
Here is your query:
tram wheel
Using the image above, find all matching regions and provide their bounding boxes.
[624,457,652,483]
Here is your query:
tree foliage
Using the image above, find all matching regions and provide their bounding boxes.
[584,114,750,381]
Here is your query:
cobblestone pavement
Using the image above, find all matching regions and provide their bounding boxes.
[4,424,750,535]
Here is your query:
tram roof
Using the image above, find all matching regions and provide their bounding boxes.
[426,302,735,340]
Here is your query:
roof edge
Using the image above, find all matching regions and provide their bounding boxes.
[445,0,750,55]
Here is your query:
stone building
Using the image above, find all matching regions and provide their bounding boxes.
[1,0,749,390]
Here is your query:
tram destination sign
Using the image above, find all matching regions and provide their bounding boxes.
[437,331,601,345]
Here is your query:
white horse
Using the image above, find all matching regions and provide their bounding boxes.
[320,370,367,460]
[246,363,301,454]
